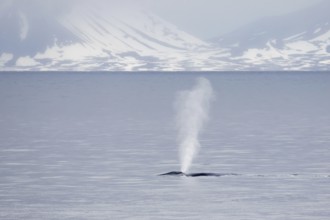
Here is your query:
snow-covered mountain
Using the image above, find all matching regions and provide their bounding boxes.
[0,1,223,71]
[0,1,329,71]
[211,0,330,70]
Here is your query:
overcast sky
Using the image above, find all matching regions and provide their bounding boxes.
[146,0,323,39]
[1,0,324,39]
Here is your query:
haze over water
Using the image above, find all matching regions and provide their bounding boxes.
[0,72,330,219]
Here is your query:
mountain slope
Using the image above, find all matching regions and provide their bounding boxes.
[1,2,220,71]
[211,0,330,70]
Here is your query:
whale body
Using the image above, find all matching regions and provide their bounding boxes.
[160,171,240,177]
[160,171,185,176]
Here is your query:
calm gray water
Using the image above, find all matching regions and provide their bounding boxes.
[0,72,330,219]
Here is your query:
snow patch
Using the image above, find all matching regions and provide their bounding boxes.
[285,41,318,53]
[0,53,13,66]
[242,41,288,61]
[284,32,306,41]
[319,59,330,65]
[314,28,322,34]
[311,30,330,42]
[16,56,40,67]
[35,42,104,61]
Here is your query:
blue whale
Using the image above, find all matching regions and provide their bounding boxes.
[159,171,240,177]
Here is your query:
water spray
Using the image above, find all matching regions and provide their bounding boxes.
[175,77,214,173]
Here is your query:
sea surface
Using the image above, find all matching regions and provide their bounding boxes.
[0,72,329,219]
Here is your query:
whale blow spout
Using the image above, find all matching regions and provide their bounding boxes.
[176,78,214,173]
